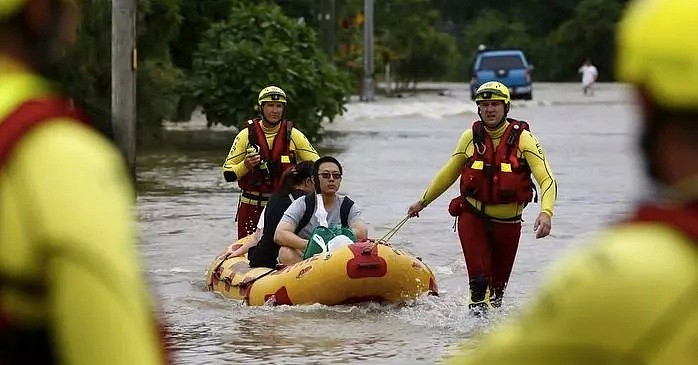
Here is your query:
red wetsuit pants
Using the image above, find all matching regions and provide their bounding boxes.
[457,208,522,302]
[236,201,265,239]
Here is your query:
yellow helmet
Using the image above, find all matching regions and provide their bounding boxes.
[257,86,287,106]
[616,0,698,110]
[0,0,27,20]
[474,81,511,105]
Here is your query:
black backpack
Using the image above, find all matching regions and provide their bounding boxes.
[294,194,354,234]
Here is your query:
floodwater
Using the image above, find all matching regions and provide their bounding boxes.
[137,82,642,364]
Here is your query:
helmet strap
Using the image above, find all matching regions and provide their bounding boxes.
[637,87,667,185]
[640,118,662,183]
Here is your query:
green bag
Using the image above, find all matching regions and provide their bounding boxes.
[302,225,357,259]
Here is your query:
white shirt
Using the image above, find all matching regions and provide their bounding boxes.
[579,65,598,86]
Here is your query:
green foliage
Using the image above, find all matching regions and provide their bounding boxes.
[191,1,352,141]
[169,0,237,121]
[55,0,183,143]
[136,0,183,142]
[457,10,535,80]
[272,0,316,26]
[435,0,627,81]
[334,0,457,88]
[138,0,181,59]
[391,28,457,86]
[543,0,624,81]
[170,0,235,70]
[334,0,365,91]
[53,0,111,135]
[137,58,185,141]
[380,1,457,85]
[52,0,632,150]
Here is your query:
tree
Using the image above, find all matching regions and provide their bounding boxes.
[168,0,236,121]
[333,0,457,89]
[136,0,184,141]
[458,10,534,79]
[545,0,624,81]
[379,1,458,87]
[54,0,183,143]
[191,1,352,141]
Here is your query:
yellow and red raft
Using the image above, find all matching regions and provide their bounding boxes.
[206,236,438,306]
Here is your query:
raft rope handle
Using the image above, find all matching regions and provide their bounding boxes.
[372,215,410,249]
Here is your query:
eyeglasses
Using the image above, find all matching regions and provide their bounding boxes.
[318,172,342,179]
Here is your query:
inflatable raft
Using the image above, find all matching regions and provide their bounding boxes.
[206,235,438,306]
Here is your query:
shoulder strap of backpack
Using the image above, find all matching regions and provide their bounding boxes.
[340,196,355,227]
[295,193,316,234]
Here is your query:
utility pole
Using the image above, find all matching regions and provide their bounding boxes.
[361,0,375,102]
[112,0,137,177]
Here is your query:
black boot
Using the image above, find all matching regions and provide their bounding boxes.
[468,275,491,315]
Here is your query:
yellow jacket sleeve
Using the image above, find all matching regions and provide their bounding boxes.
[519,131,557,216]
[420,130,473,205]
[8,120,165,364]
[447,224,698,365]
[222,128,251,180]
[290,128,320,162]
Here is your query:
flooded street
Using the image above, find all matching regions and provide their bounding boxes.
[137,82,642,364]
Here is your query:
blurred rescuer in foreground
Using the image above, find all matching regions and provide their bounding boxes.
[448,0,698,363]
[0,0,169,363]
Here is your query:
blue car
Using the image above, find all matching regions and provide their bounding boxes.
[470,49,534,100]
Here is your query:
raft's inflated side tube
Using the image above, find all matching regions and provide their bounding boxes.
[206,236,438,306]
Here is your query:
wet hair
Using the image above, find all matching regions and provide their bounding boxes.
[279,161,314,195]
[312,156,343,193]
[2,0,65,77]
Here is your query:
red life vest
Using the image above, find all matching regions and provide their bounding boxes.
[630,201,698,245]
[459,119,534,204]
[0,96,89,364]
[237,118,296,193]
[0,97,89,169]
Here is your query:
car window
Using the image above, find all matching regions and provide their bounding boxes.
[478,55,525,70]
